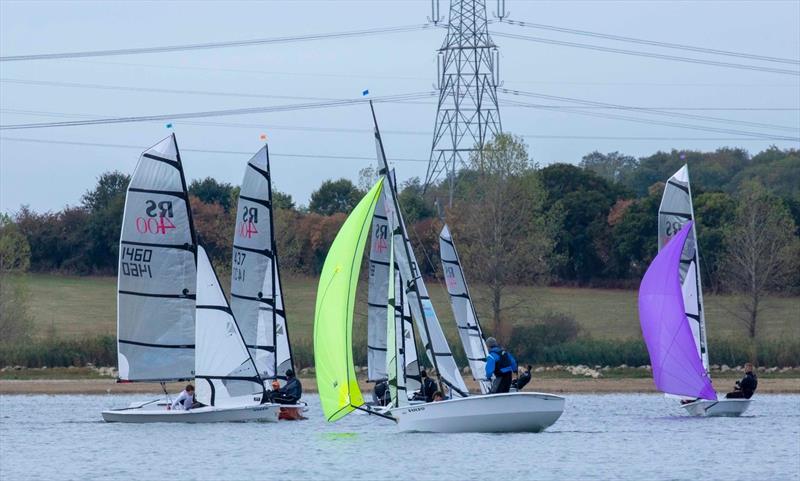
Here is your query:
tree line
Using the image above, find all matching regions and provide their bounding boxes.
[1,136,798,339]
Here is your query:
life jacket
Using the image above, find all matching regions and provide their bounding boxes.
[492,349,514,377]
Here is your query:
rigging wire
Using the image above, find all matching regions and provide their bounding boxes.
[490,31,800,76]
[0,24,435,62]
[498,19,800,65]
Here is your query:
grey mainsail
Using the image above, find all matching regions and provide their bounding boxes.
[117,134,196,382]
[439,224,491,394]
[658,165,709,371]
[195,246,265,407]
[367,195,390,382]
[230,145,294,380]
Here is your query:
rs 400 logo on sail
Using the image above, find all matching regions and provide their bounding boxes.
[135,200,176,235]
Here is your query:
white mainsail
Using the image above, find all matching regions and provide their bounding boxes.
[367,196,390,382]
[374,134,469,397]
[398,268,422,397]
[386,236,408,407]
[658,165,709,371]
[439,225,491,394]
[117,134,196,382]
[230,145,294,380]
[195,246,265,407]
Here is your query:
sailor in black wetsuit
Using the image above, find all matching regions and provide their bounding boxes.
[412,369,438,402]
[267,369,303,404]
[726,363,758,399]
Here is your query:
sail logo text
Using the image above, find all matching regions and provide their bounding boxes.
[121,247,152,278]
[233,251,247,282]
[136,200,176,235]
[444,266,457,289]
[239,206,259,239]
[374,224,388,253]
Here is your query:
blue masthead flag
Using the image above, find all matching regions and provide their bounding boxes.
[165,123,173,129]
[362,89,369,96]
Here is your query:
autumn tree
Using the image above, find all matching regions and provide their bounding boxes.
[309,179,362,216]
[0,215,31,273]
[448,133,553,343]
[720,182,800,338]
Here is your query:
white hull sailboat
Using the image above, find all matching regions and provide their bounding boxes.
[680,399,752,417]
[102,136,279,423]
[102,400,280,423]
[388,392,565,433]
[643,165,752,418]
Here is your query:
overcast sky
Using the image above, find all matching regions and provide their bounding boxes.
[1,0,798,213]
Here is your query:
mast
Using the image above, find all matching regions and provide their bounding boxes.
[684,170,709,371]
[369,101,468,397]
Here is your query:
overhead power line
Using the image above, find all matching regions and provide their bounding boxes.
[490,31,800,76]
[0,137,430,163]
[0,91,437,130]
[0,24,434,62]
[499,19,800,65]
[5,78,797,111]
[499,88,799,133]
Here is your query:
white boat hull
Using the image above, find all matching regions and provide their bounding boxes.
[387,392,565,433]
[102,401,281,423]
[681,398,752,417]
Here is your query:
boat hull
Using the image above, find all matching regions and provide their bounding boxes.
[101,401,281,423]
[681,398,752,417]
[387,392,565,433]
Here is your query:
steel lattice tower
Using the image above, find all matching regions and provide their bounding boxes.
[424,0,503,204]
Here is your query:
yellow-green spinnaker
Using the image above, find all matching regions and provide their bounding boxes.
[313,178,385,422]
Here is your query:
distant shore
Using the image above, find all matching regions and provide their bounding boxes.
[2,376,798,395]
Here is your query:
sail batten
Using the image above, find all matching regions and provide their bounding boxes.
[117,134,196,382]
[639,222,716,401]
[439,225,491,394]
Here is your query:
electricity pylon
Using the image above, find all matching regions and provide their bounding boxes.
[424,0,504,205]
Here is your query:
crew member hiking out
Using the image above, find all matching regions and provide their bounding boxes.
[485,337,518,394]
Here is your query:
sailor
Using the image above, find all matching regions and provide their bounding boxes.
[268,369,303,404]
[169,384,195,411]
[412,369,438,402]
[432,391,445,402]
[373,380,390,406]
[511,365,533,391]
[725,363,758,399]
[484,337,518,394]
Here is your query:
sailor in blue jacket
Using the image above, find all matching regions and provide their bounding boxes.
[484,337,518,394]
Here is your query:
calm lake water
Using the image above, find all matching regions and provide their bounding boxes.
[1,393,798,480]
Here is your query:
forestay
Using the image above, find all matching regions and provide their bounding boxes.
[195,246,265,407]
[639,222,716,401]
[230,145,294,380]
[374,130,468,397]
[439,225,491,394]
[117,134,196,382]
[367,195,390,382]
[314,179,385,422]
[658,165,709,371]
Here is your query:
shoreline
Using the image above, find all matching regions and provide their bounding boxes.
[2,377,798,395]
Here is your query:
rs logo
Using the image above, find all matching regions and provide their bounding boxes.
[136,200,176,234]
[239,205,259,239]
[374,224,388,253]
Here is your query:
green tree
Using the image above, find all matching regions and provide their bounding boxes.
[449,133,553,343]
[720,181,800,338]
[82,172,130,272]
[579,151,637,184]
[694,192,736,292]
[273,190,295,210]
[308,179,363,216]
[81,171,130,213]
[189,177,235,211]
[398,177,435,224]
[0,215,31,272]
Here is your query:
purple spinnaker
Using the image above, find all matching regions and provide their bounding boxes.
[638,221,716,400]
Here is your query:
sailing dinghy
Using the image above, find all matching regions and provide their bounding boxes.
[230,144,305,419]
[102,135,280,423]
[638,165,751,417]
[313,105,564,432]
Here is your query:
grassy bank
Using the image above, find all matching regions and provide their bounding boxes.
[10,273,800,342]
[2,274,798,369]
